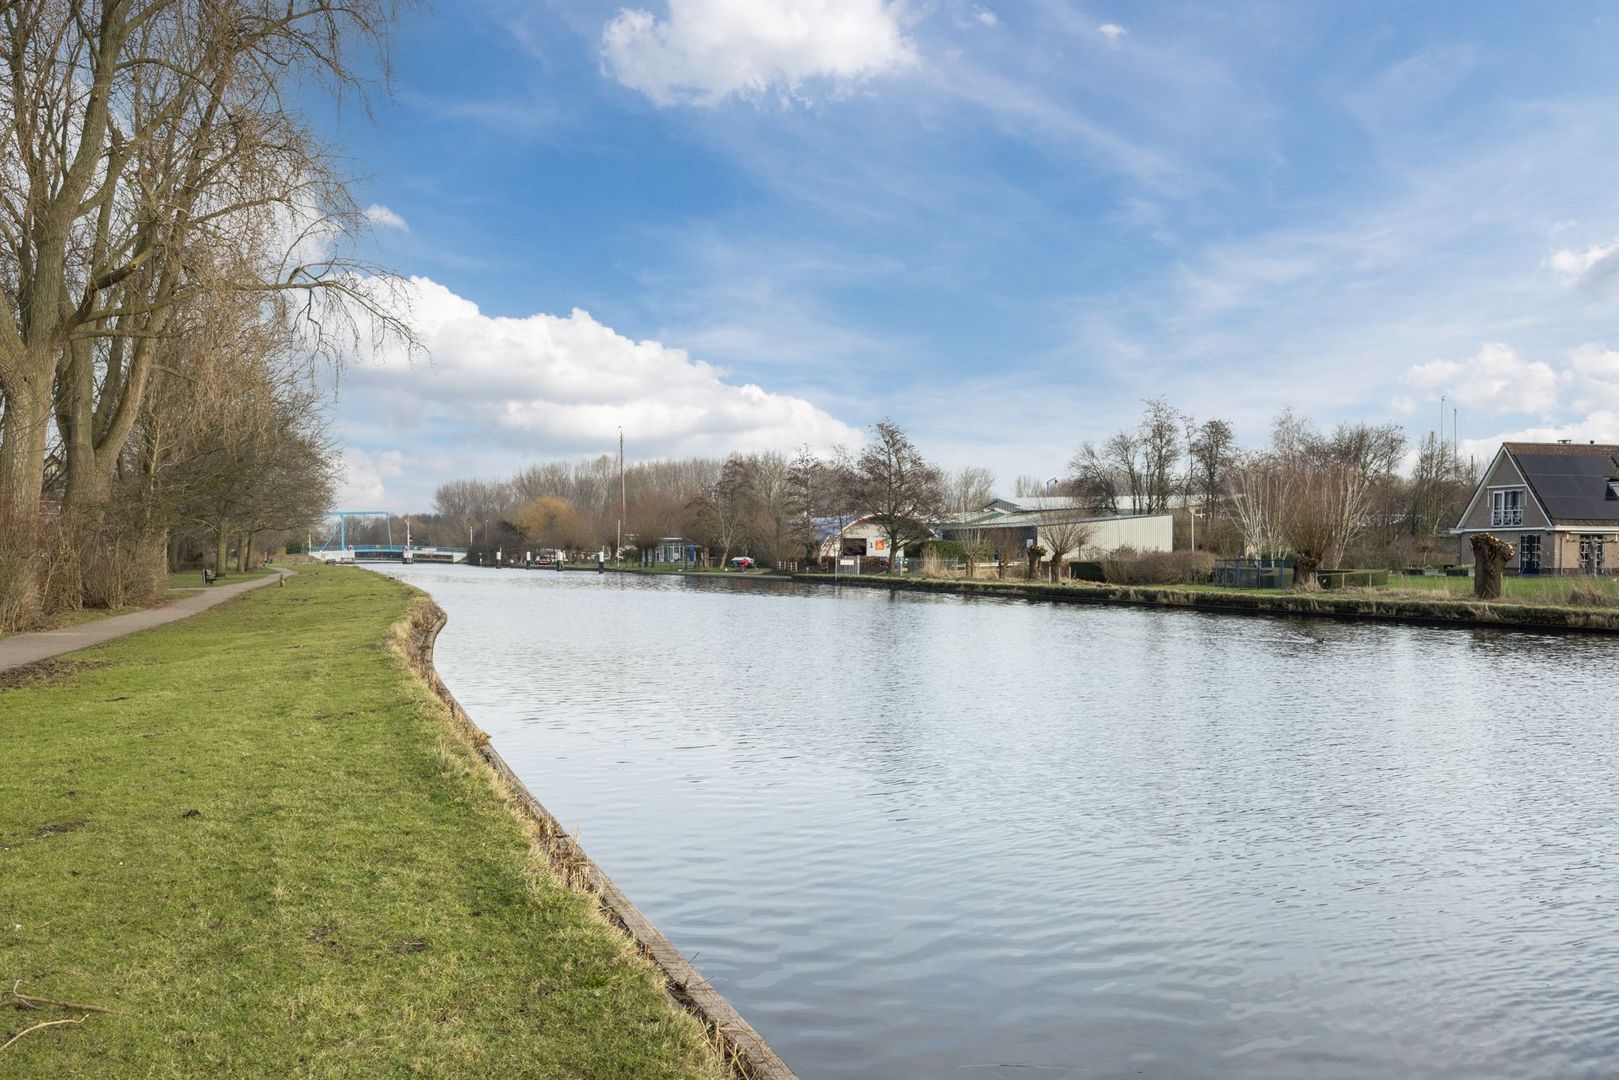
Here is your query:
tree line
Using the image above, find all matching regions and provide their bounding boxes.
[0,1,405,631]
[424,405,1478,585]
[425,420,957,570]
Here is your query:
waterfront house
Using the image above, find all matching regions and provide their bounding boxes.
[1452,441,1619,574]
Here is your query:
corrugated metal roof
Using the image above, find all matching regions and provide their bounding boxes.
[1507,444,1619,525]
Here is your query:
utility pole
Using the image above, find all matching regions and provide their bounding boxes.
[617,426,625,561]
[1439,394,1446,464]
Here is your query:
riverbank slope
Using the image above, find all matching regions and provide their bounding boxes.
[788,572,1619,633]
[0,566,725,1077]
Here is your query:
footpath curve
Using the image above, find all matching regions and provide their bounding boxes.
[0,571,290,674]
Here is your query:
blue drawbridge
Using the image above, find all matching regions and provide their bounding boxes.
[311,511,466,563]
[312,510,401,561]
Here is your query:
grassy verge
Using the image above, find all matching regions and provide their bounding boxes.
[164,568,276,595]
[859,570,1619,608]
[0,605,142,640]
[1383,572,1619,604]
[793,572,1619,632]
[0,566,724,1078]
[603,565,771,576]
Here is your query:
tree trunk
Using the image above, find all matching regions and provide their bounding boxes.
[216,529,230,578]
[0,374,52,629]
[1472,534,1513,599]
[1291,552,1322,591]
[0,373,50,521]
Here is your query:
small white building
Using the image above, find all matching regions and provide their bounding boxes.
[938,510,1174,567]
[816,514,936,562]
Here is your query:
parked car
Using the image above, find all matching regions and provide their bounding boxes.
[729,556,755,570]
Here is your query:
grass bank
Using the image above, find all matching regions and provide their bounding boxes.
[0,570,279,641]
[0,565,725,1078]
[791,572,1619,634]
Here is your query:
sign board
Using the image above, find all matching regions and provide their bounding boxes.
[870,537,891,556]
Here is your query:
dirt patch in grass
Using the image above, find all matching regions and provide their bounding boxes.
[0,658,108,692]
[32,821,87,838]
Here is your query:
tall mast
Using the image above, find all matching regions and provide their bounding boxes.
[618,426,625,558]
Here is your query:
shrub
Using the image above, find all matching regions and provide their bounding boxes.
[1099,547,1216,585]
[1069,560,1105,582]
[1567,582,1619,607]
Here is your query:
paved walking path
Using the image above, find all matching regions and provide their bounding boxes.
[0,571,289,674]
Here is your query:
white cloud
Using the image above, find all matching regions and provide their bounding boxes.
[1460,411,1619,464]
[1097,22,1126,45]
[1566,342,1619,407]
[363,204,409,231]
[601,0,917,106]
[336,277,864,509]
[1405,342,1560,416]
[336,448,405,507]
[1548,238,1619,296]
[975,8,997,27]
[1389,395,1416,415]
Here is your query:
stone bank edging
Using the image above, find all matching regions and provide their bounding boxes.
[403,601,795,1080]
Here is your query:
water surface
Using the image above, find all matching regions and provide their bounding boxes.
[381,564,1619,1079]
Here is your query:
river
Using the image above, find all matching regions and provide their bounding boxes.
[379,563,1619,1079]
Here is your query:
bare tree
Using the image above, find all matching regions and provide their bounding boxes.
[694,455,755,567]
[850,420,944,573]
[1227,451,1291,560]
[0,0,408,627]
[1033,500,1098,583]
[746,451,796,566]
[1188,418,1236,510]
[1237,411,1393,589]
[943,466,997,578]
[1070,399,1186,515]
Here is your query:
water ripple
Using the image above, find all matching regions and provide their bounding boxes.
[382,565,1619,1080]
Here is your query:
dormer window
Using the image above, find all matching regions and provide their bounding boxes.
[1490,489,1524,527]
[1608,481,1619,500]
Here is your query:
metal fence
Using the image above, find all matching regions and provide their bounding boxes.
[1213,557,1294,589]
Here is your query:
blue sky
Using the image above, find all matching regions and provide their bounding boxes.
[319,0,1619,510]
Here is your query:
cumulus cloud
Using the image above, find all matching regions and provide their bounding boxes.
[1460,411,1619,464]
[1097,22,1126,45]
[1547,238,1619,296]
[601,0,917,106]
[1566,342,1619,408]
[363,204,409,231]
[975,8,997,27]
[336,448,405,507]
[1405,342,1560,415]
[335,277,863,508]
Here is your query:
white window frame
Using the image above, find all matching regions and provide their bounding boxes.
[1490,488,1524,528]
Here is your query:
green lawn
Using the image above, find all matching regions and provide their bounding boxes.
[1383,572,1619,604]
[0,605,140,640]
[165,568,277,594]
[0,566,723,1078]
[889,570,1619,610]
